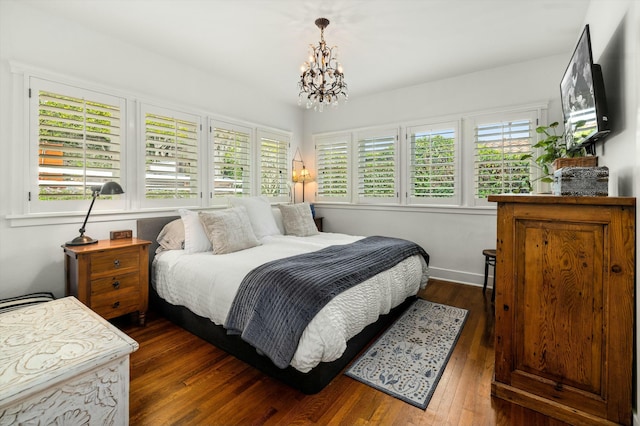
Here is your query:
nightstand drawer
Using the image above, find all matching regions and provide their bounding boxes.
[91,288,141,319]
[90,247,140,277]
[91,272,140,296]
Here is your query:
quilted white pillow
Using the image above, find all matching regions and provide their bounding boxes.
[228,196,281,239]
[278,202,319,237]
[199,206,261,254]
[178,209,212,254]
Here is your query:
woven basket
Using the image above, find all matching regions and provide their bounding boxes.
[553,156,598,170]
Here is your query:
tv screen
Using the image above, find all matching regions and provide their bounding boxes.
[560,24,610,153]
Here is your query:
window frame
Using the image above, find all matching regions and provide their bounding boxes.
[353,126,400,205]
[138,103,202,209]
[28,77,127,214]
[466,108,540,207]
[257,128,291,203]
[405,120,461,206]
[209,119,254,204]
[314,132,352,203]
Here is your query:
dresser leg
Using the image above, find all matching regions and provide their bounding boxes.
[138,311,146,326]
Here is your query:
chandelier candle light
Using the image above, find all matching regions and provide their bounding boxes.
[298,18,348,112]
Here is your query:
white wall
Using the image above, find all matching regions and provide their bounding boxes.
[0,1,303,299]
[581,1,639,423]
[302,54,568,285]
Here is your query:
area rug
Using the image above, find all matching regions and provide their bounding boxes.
[345,299,468,409]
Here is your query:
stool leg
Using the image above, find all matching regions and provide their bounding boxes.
[483,256,489,294]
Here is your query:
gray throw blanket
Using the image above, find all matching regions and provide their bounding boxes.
[224,236,429,369]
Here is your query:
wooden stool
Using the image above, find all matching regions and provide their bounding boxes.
[482,249,496,301]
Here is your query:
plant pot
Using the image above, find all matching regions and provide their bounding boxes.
[553,156,598,171]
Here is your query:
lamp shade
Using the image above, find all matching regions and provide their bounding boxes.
[99,181,124,195]
[65,181,125,246]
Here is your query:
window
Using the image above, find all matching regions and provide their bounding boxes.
[211,121,252,199]
[142,104,200,208]
[472,111,536,203]
[355,128,399,204]
[407,122,459,205]
[258,130,289,201]
[315,134,351,202]
[30,78,126,213]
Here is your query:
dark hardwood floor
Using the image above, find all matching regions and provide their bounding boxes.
[119,279,569,425]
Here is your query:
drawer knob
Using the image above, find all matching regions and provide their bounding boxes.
[112,281,120,289]
[114,259,120,268]
[112,301,120,309]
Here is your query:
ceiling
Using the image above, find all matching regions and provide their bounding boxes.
[20,0,590,107]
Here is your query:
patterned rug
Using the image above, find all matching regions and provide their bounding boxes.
[345,299,468,409]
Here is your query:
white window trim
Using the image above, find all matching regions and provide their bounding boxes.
[465,107,542,207]
[138,103,203,210]
[314,132,352,203]
[405,120,461,206]
[28,77,128,214]
[353,126,400,205]
[10,62,293,222]
[257,128,291,203]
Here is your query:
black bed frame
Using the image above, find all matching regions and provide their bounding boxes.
[137,216,414,394]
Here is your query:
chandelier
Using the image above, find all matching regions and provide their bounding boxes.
[298,18,348,112]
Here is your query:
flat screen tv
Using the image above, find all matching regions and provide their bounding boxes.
[560,24,610,154]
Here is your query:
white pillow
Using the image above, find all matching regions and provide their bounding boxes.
[199,206,261,254]
[228,196,281,239]
[271,207,285,235]
[178,209,212,253]
[278,202,319,237]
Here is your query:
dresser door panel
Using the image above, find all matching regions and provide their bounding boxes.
[510,219,607,415]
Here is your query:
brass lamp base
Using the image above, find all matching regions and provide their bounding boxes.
[65,235,99,246]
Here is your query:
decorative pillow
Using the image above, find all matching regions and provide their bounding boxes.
[278,202,319,237]
[179,209,212,254]
[228,196,281,239]
[199,206,261,254]
[156,218,185,254]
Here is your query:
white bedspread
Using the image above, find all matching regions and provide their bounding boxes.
[152,232,429,372]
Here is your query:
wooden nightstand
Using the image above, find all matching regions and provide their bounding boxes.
[63,238,151,325]
[314,217,323,232]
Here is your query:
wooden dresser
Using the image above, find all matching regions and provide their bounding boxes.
[63,238,151,325]
[0,297,138,424]
[488,195,635,425]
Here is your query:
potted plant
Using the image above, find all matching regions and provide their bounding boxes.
[521,120,592,185]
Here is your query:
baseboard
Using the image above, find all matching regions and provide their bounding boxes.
[428,266,490,288]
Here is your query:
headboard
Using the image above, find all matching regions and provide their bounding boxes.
[137,215,179,271]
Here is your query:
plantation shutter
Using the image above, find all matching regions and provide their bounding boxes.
[37,90,122,200]
[356,128,398,203]
[143,107,199,204]
[315,134,350,202]
[259,130,289,200]
[30,78,126,214]
[407,122,459,205]
[473,115,534,200]
[212,121,252,198]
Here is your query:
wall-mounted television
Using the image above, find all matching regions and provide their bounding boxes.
[560,24,610,154]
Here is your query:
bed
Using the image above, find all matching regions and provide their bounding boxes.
[137,200,429,394]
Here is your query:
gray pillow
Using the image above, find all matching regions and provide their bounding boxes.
[199,206,261,254]
[278,203,319,237]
